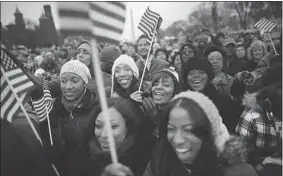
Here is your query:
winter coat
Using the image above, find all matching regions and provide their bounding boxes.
[39,88,99,176]
[227,57,249,77]
[1,114,55,176]
[236,92,282,166]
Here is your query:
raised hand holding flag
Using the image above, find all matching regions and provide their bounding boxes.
[137,7,163,91]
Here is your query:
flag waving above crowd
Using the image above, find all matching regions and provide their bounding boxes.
[58,2,126,44]
[138,7,163,41]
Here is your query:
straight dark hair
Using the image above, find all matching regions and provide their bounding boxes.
[150,97,223,176]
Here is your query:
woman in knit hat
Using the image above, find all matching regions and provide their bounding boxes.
[111,54,149,102]
[86,97,155,176]
[182,57,242,132]
[143,90,230,176]
[30,60,99,176]
[204,45,234,98]
[140,67,181,137]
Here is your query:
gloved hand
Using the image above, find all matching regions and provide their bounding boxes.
[101,163,134,176]
[140,97,158,123]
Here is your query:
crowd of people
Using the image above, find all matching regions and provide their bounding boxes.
[1,27,282,176]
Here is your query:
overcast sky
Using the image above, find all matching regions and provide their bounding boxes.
[1,1,201,40]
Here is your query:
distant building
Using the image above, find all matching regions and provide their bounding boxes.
[1,5,58,49]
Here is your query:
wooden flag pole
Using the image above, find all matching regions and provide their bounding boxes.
[138,26,158,91]
[90,39,118,164]
[268,33,278,55]
[1,66,43,145]
[45,105,53,145]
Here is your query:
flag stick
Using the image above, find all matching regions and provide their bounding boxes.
[90,39,118,164]
[1,66,43,145]
[268,33,278,55]
[45,105,53,145]
[138,30,158,91]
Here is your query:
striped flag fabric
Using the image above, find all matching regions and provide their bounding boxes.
[254,18,277,33]
[32,76,53,122]
[1,49,35,122]
[138,7,163,41]
[58,2,126,45]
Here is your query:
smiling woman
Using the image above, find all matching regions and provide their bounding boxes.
[143,91,229,176]
[87,97,155,176]
[110,54,143,100]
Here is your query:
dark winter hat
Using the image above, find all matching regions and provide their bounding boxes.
[204,45,227,59]
[182,57,215,81]
[100,45,121,63]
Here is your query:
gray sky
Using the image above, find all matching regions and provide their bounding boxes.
[1,1,201,40]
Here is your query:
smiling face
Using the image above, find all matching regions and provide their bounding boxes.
[77,43,92,67]
[167,107,203,164]
[95,107,127,151]
[138,38,150,58]
[187,70,208,91]
[252,46,264,63]
[114,64,134,89]
[60,72,85,101]
[207,51,223,74]
[152,75,175,105]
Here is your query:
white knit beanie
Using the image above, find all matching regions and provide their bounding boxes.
[60,60,91,84]
[111,55,139,96]
[171,90,230,152]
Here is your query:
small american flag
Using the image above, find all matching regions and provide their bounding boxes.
[254,18,277,35]
[138,7,163,41]
[32,76,53,122]
[1,49,35,122]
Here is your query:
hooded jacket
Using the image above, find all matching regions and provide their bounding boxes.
[143,91,230,176]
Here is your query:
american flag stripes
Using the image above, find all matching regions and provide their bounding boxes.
[32,76,53,122]
[254,19,277,33]
[58,2,126,44]
[138,7,163,40]
[0,49,35,122]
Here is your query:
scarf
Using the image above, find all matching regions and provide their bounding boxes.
[61,88,86,112]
